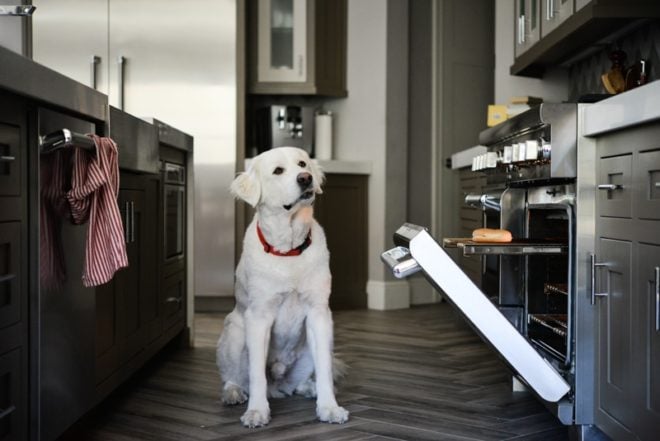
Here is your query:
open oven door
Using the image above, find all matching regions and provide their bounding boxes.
[382,223,571,404]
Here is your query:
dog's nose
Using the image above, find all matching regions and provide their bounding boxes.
[297,172,312,189]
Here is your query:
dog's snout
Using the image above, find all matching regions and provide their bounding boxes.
[297,172,312,189]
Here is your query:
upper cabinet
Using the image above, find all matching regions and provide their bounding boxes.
[248,0,347,97]
[511,0,660,77]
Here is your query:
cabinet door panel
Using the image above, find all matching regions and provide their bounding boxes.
[0,348,26,441]
[636,150,660,220]
[637,243,660,439]
[0,223,21,330]
[0,122,21,197]
[597,238,634,431]
[598,154,633,218]
[161,271,185,331]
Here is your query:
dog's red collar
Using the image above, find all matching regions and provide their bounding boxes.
[257,223,312,256]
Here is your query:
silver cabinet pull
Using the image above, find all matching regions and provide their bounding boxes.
[165,296,182,305]
[655,182,660,188]
[298,55,304,77]
[0,5,35,16]
[129,201,135,243]
[0,156,15,162]
[590,253,609,305]
[118,56,126,110]
[124,201,130,244]
[90,55,101,89]
[655,267,659,332]
[597,184,622,191]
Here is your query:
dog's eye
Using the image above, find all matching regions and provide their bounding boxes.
[273,167,284,175]
[298,161,307,168]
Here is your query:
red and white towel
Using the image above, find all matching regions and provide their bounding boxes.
[40,135,128,288]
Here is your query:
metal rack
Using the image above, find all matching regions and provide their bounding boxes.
[39,129,96,155]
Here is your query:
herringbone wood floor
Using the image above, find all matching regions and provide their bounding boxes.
[62,303,569,440]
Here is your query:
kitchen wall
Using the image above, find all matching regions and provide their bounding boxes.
[324,0,410,310]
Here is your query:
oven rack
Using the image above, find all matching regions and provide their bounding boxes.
[443,238,568,256]
[544,283,568,296]
[528,313,568,337]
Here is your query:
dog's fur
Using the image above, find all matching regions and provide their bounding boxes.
[216,147,349,428]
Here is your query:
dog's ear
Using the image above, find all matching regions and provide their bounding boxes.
[230,167,261,207]
[310,159,325,194]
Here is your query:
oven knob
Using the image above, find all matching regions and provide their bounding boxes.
[525,140,539,160]
[542,142,551,160]
[503,145,513,164]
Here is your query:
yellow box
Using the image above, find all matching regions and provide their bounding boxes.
[487,105,508,127]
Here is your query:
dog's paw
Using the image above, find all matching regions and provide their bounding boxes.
[241,409,271,428]
[317,405,349,424]
[222,384,247,406]
[268,384,288,399]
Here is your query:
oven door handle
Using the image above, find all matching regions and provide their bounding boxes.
[590,253,609,305]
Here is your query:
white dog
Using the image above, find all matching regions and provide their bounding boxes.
[216,147,349,428]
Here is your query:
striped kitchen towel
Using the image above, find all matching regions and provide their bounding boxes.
[67,135,128,287]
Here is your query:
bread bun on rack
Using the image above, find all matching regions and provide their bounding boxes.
[472,228,513,243]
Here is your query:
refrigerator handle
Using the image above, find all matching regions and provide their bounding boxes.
[118,56,126,110]
[90,55,101,89]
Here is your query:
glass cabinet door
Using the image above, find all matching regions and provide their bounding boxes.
[257,0,307,83]
[515,0,541,57]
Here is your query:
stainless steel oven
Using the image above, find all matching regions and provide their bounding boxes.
[383,104,602,438]
[163,162,185,264]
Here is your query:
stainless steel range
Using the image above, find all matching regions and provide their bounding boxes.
[383,104,603,439]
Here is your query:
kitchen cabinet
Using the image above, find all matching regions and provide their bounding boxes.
[95,171,161,396]
[248,0,347,96]
[0,92,28,441]
[541,0,574,36]
[592,121,660,441]
[313,173,368,309]
[514,0,541,58]
[511,0,660,77]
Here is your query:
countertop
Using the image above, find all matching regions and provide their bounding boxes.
[0,45,107,121]
[583,80,660,136]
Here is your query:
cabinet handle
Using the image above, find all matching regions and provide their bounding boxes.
[546,0,552,20]
[118,56,126,110]
[90,55,101,89]
[654,267,659,332]
[518,15,526,44]
[0,404,16,420]
[590,253,609,305]
[655,182,660,188]
[165,296,182,305]
[0,274,16,284]
[124,201,130,244]
[130,201,135,243]
[597,184,622,191]
[298,55,304,77]
[0,155,15,162]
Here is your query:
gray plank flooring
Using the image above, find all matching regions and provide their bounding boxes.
[61,304,569,440]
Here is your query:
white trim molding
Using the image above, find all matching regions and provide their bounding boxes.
[366,279,410,310]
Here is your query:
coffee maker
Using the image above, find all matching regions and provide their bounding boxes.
[255,105,315,156]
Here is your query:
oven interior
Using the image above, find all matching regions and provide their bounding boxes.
[525,206,572,366]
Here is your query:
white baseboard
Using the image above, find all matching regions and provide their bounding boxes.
[366,279,410,310]
[409,276,443,305]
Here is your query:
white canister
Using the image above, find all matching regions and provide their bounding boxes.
[314,111,333,160]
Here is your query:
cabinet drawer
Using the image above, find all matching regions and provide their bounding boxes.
[0,348,26,441]
[637,150,660,220]
[598,154,633,218]
[162,271,185,331]
[0,223,21,330]
[0,122,21,197]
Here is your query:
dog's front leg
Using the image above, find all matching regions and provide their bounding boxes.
[306,306,349,424]
[241,307,274,428]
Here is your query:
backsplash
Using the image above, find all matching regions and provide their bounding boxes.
[568,21,660,100]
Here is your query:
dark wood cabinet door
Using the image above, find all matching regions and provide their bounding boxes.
[140,176,161,344]
[0,111,22,198]
[637,243,660,439]
[314,174,368,309]
[0,223,21,331]
[161,271,185,332]
[596,238,634,436]
[0,348,26,441]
